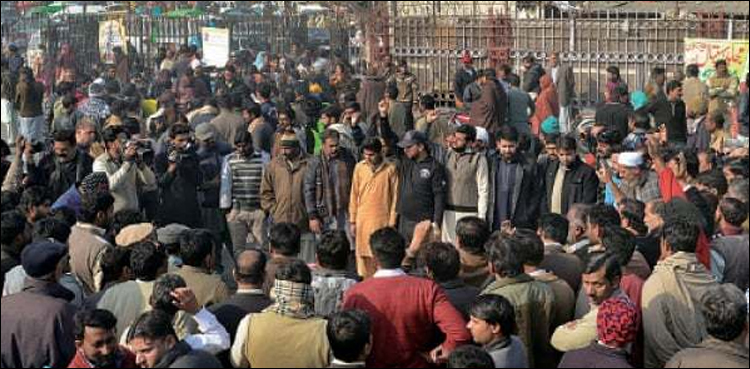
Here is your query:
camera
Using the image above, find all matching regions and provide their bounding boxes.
[167,143,192,164]
[126,139,154,164]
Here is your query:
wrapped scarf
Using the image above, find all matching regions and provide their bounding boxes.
[266,280,315,319]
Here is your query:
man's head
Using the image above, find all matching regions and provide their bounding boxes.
[686,64,700,79]
[538,213,569,245]
[447,346,495,369]
[317,230,350,271]
[398,130,428,160]
[706,111,726,133]
[20,186,52,223]
[279,130,301,160]
[242,103,262,123]
[452,125,476,153]
[567,204,592,244]
[467,294,517,346]
[76,119,98,149]
[600,226,636,268]
[52,129,77,163]
[716,197,748,230]
[522,55,536,70]
[129,241,167,282]
[168,124,191,151]
[370,228,406,270]
[102,126,128,160]
[660,218,700,260]
[234,129,255,158]
[455,216,490,257]
[513,229,546,268]
[150,274,187,316]
[321,105,342,127]
[700,284,748,343]
[362,138,384,168]
[179,229,214,270]
[556,135,578,169]
[582,254,622,306]
[327,310,372,363]
[715,59,728,76]
[597,297,639,349]
[234,249,267,288]
[418,242,461,284]
[495,126,519,162]
[607,66,621,82]
[586,204,622,245]
[74,309,119,367]
[321,130,341,159]
[666,80,683,102]
[128,311,179,368]
[486,233,524,279]
[78,191,114,230]
[549,52,560,68]
[1,210,31,256]
[269,223,301,258]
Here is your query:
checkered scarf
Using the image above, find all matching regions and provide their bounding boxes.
[266,280,315,319]
[597,296,638,347]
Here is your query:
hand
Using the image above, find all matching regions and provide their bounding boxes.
[171,288,201,315]
[409,220,433,254]
[426,110,438,124]
[309,219,323,234]
[428,346,449,365]
[15,137,26,158]
[597,166,613,185]
[124,145,138,162]
[500,221,516,236]
[378,100,389,118]
[23,141,34,161]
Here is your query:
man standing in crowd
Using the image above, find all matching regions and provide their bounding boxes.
[542,135,599,215]
[396,130,447,242]
[548,52,576,134]
[261,132,315,262]
[349,138,399,278]
[442,125,489,244]
[454,50,477,109]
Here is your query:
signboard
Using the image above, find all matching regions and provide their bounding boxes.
[684,38,750,81]
[201,27,230,68]
[99,20,127,64]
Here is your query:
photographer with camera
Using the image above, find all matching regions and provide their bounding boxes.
[93,126,158,215]
[155,123,204,228]
[24,129,94,201]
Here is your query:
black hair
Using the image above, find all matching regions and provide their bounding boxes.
[513,229,546,267]
[587,204,622,228]
[235,129,254,146]
[556,134,577,152]
[601,226,636,267]
[275,259,312,284]
[619,199,648,236]
[370,228,406,270]
[129,242,167,281]
[168,124,190,140]
[386,85,399,100]
[538,214,569,245]
[495,125,519,143]
[456,217,490,256]
[345,101,362,112]
[686,64,700,78]
[128,310,177,343]
[696,170,729,198]
[486,233,524,278]
[469,294,518,336]
[53,129,76,146]
[361,137,383,153]
[277,105,296,122]
[420,95,436,110]
[51,207,77,229]
[269,223,301,257]
[74,309,118,341]
[700,284,748,342]
[662,217,700,254]
[663,147,700,179]
[1,191,21,213]
[666,80,682,94]
[32,217,71,244]
[322,105,342,122]
[418,242,461,283]
[455,125,477,142]
[258,83,273,100]
[506,73,521,87]
[111,210,144,238]
[102,126,126,144]
[327,310,372,363]
[179,229,214,267]
[78,192,114,224]
[317,230,350,271]
[584,254,622,284]
[1,210,27,246]
[19,186,52,214]
[322,129,341,143]
[447,345,495,369]
[242,103,262,118]
[632,111,651,131]
[151,274,187,316]
[719,197,748,228]
[101,246,131,287]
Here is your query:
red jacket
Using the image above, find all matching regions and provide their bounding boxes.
[343,275,472,368]
[68,347,137,368]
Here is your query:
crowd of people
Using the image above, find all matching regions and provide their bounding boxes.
[0,36,749,369]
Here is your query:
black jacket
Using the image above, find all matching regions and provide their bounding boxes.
[155,148,203,228]
[28,149,94,201]
[666,99,688,143]
[541,158,600,216]
[454,67,477,102]
[396,155,447,224]
[155,341,223,368]
[487,152,542,230]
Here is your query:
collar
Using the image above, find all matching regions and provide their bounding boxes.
[236,288,265,295]
[331,359,366,367]
[567,239,591,253]
[717,224,745,238]
[373,269,407,279]
[180,265,211,275]
[440,279,467,290]
[544,243,565,254]
[22,278,75,302]
[485,274,535,291]
[75,222,107,237]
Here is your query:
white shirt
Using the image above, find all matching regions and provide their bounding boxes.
[373,269,407,278]
[122,308,230,355]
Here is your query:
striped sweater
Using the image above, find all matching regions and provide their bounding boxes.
[220,151,271,210]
